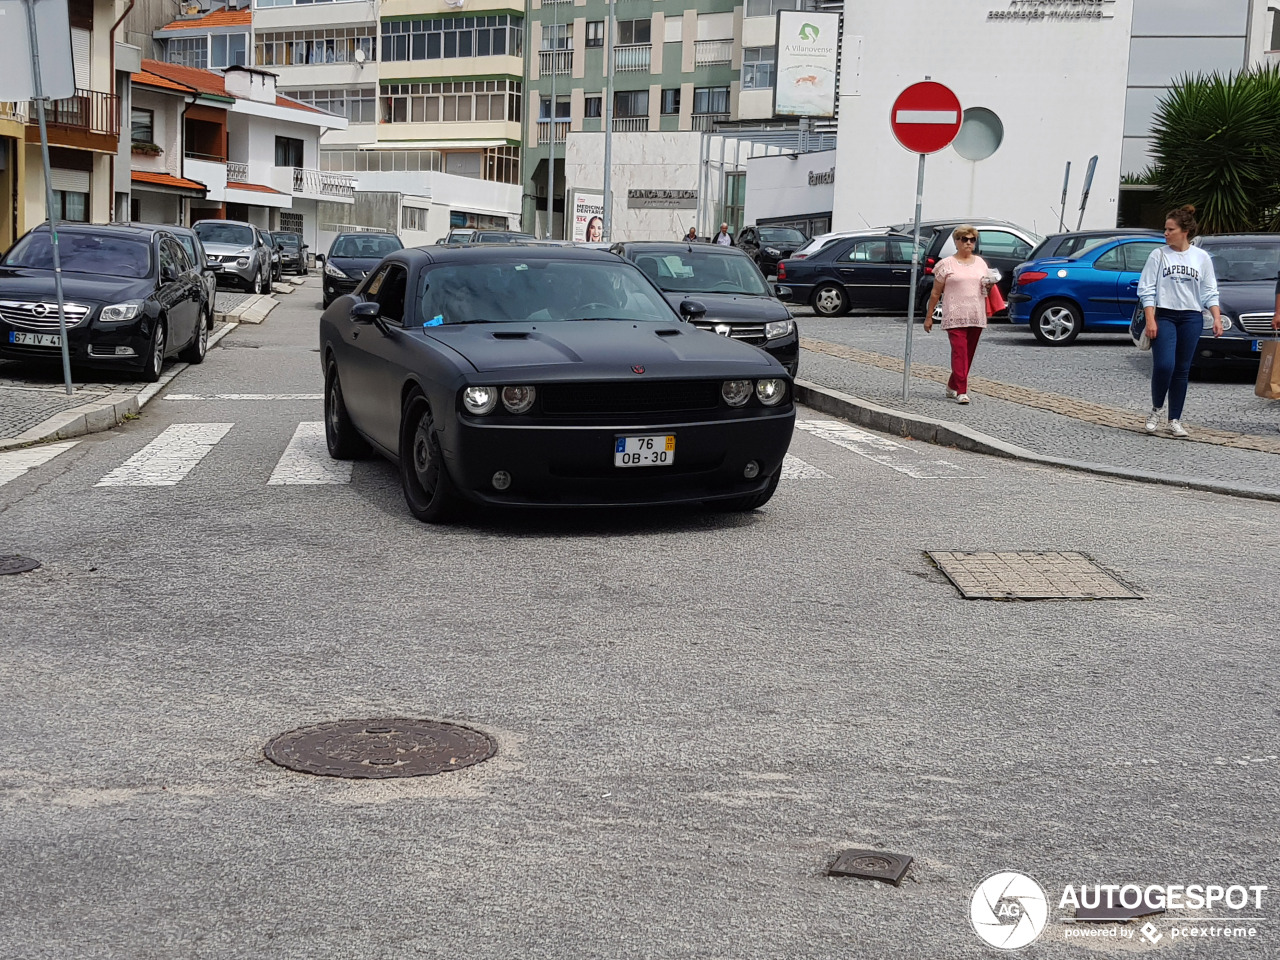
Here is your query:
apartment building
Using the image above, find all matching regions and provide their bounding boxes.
[525,0,798,238]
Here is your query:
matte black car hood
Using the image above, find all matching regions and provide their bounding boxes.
[0,267,152,305]
[422,319,778,374]
[660,292,791,322]
[1218,280,1275,316]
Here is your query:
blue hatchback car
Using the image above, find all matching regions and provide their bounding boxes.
[1009,236,1165,344]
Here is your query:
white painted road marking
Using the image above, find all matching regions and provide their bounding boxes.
[95,424,233,487]
[0,441,79,487]
[781,454,830,479]
[796,420,984,479]
[166,394,323,401]
[268,422,352,485]
[894,109,959,124]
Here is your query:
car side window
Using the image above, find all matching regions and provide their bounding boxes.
[977,230,1032,259]
[375,265,409,324]
[158,239,179,278]
[843,240,890,263]
[1093,246,1125,272]
[169,239,193,272]
[1123,242,1162,272]
[886,239,920,264]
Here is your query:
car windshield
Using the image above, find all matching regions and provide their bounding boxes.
[193,222,254,246]
[419,259,675,324]
[632,250,770,296]
[3,233,152,278]
[273,234,300,248]
[1199,241,1280,282]
[759,228,806,245]
[331,235,402,258]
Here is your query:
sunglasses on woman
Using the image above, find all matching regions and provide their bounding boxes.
[958,236,977,243]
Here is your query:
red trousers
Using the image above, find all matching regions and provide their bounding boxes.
[946,326,983,395]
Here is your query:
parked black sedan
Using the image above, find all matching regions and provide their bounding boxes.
[320,246,795,522]
[0,222,212,381]
[319,232,403,308]
[612,241,799,376]
[775,230,918,316]
[270,230,309,276]
[735,225,808,277]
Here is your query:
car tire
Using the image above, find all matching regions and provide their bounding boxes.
[178,315,208,364]
[324,362,370,460]
[712,469,781,513]
[322,294,333,309]
[399,392,459,524]
[141,319,166,383]
[1031,299,1083,345]
[812,283,848,317]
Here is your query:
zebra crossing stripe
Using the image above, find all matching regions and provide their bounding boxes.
[782,454,830,479]
[268,422,352,485]
[0,441,79,488]
[95,423,233,487]
[795,420,983,479]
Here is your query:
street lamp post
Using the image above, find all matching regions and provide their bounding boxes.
[546,0,558,239]
[601,0,614,241]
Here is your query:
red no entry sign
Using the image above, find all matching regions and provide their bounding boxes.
[890,82,962,154]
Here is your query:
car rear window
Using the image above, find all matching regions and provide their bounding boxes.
[331,235,402,258]
[3,233,152,278]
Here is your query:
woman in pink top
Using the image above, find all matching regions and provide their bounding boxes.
[923,225,995,404]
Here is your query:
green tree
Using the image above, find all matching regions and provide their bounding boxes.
[1148,65,1280,233]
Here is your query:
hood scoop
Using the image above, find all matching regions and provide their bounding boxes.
[492,331,530,340]
[655,328,683,337]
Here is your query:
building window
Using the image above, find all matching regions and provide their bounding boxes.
[585,20,604,47]
[723,171,744,235]
[380,79,522,125]
[380,16,523,62]
[660,88,680,115]
[616,19,650,45]
[211,33,248,68]
[542,23,570,50]
[53,190,89,222]
[279,212,304,233]
[538,97,570,120]
[584,95,602,118]
[402,206,428,231]
[693,86,729,115]
[323,149,443,173]
[614,89,648,117]
[257,27,377,66]
[166,37,208,69]
[275,136,305,167]
[130,108,154,144]
[742,46,775,90]
[744,0,796,17]
[287,87,377,124]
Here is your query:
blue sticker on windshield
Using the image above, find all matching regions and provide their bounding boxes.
[424,315,444,327]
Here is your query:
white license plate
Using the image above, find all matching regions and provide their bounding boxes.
[614,434,675,467]
[9,331,62,347]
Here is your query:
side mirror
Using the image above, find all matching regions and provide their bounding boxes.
[350,301,380,323]
[679,298,708,320]
[315,253,325,264]
[773,284,792,302]
[302,244,309,249]
[161,264,178,282]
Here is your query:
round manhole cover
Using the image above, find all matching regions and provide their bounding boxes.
[0,555,41,576]
[264,719,496,779]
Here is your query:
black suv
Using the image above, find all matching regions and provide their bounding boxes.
[735,225,808,277]
[612,240,798,376]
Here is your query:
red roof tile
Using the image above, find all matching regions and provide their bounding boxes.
[131,70,196,94]
[140,59,229,98]
[226,182,285,195]
[132,170,207,192]
[161,8,251,30]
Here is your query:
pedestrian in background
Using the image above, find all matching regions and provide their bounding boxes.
[1137,205,1221,438]
[924,225,994,404]
[715,223,733,246]
[684,227,698,242]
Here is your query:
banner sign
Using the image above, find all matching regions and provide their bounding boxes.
[571,192,604,242]
[773,10,840,119]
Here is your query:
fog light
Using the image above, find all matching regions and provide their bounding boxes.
[115,346,136,357]
[743,461,760,479]
[492,470,511,490]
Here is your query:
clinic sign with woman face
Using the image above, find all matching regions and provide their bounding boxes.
[773,10,840,119]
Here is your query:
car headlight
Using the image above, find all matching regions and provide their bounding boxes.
[462,385,498,415]
[765,319,795,339]
[1202,311,1232,330]
[501,385,536,414]
[325,260,349,278]
[237,258,250,267]
[99,301,144,322]
[721,379,752,407]
[765,247,781,256]
[755,378,786,406]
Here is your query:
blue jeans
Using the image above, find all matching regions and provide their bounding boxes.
[1150,309,1201,420]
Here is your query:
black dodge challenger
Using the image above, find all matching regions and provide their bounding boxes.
[319,245,796,522]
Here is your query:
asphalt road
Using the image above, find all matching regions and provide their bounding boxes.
[1,281,1277,959]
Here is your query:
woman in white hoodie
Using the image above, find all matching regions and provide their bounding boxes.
[1136,205,1222,438]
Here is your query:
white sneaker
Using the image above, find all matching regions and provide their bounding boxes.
[1145,409,1161,433]
[1169,419,1189,438]
[956,393,970,405]
[946,388,958,399]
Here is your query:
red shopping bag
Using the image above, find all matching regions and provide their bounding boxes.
[985,283,1006,318]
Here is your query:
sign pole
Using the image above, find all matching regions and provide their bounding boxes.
[902,151,925,401]
[546,0,557,238]
[601,0,614,241]
[1076,154,1098,231]
[24,0,73,396]
[1058,160,1071,232]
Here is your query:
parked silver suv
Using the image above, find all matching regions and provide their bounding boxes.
[193,219,273,294]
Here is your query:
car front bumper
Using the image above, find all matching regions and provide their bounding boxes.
[1194,332,1272,364]
[0,315,155,369]
[210,257,258,287]
[440,408,796,507]
[324,274,361,300]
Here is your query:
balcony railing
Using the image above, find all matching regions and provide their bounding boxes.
[614,44,651,72]
[293,167,356,198]
[612,117,648,132]
[691,113,729,131]
[538,49,572,75]
[227,161,249,183]
[694,40,733,66]
[27,89,118,136]
[0,101,30,123]
[536,120,569,144]
[184,148,226,163]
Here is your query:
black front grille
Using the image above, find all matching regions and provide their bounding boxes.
[541,380,721,415]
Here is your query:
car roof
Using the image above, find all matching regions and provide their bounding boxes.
[405,245,634,266]
[1045,228,1160,238]
[333,231,399,240]
[614,241,755,257]
[109,220,195,237]
[1198,233,1280,242]
[35,222,164,240]
[193,218,256,227]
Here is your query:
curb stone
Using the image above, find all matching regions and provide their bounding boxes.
[214,294,277,325]
[271,282,294,295]
[0,323,239,453]
[794,379,1280,504]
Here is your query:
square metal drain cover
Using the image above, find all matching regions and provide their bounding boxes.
[928,551,1140,600]
[828,849,913,885]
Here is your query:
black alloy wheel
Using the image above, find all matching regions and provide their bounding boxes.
[399,392,459,523]
[324,362,370,460]
[141,320,166,382]
[712,469,781,512]
[812,282,848,317]
[179,315,208,364]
